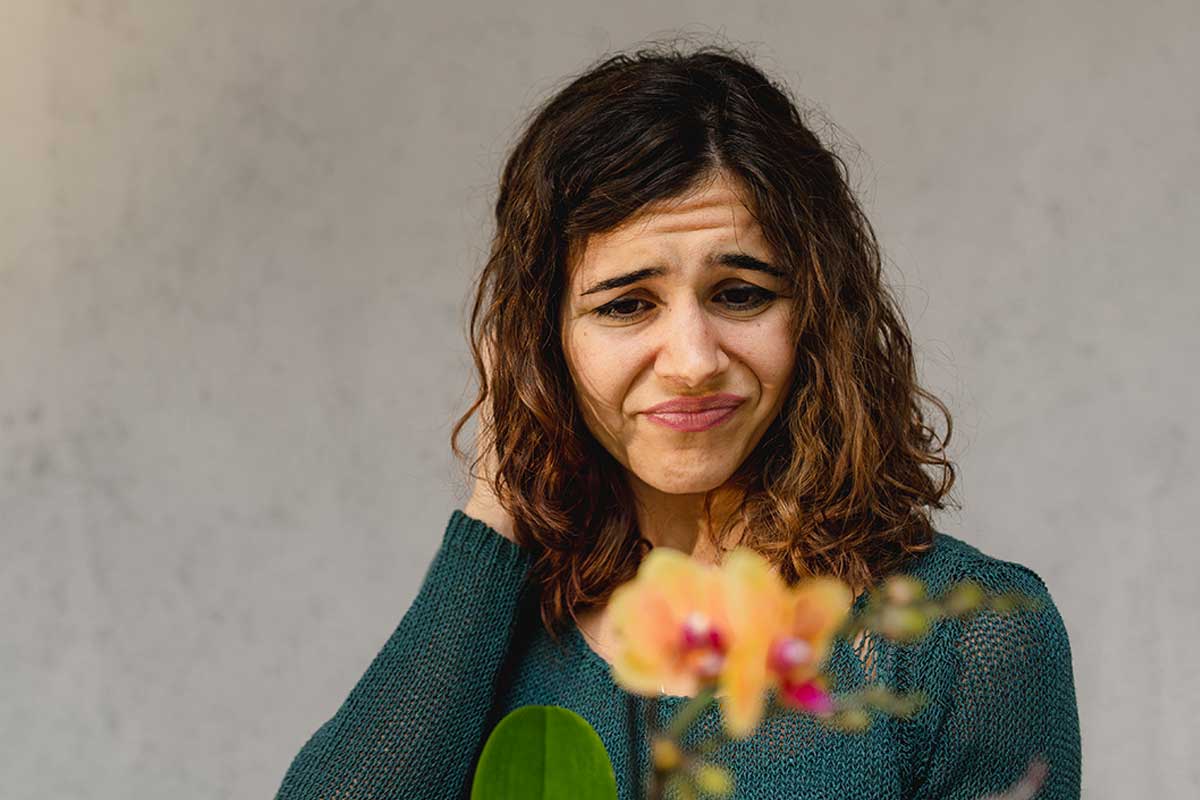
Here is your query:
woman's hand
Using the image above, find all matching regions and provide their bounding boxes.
[462,338,518,544]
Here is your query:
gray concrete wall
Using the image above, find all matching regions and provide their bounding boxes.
[3,2,1196,797]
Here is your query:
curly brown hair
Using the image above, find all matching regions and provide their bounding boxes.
[450,39,958,645]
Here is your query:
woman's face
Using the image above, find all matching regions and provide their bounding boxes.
[559,170,796,497]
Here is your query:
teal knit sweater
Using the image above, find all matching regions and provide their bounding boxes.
[275,510,1081,799]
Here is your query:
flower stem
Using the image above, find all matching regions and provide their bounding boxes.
[645,687,719,799]
[666,685,717,740]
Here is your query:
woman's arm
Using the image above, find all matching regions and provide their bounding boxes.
[909,562,1082,800]
[273,510,534,800]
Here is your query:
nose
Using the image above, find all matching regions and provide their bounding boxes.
[654,298,729,389]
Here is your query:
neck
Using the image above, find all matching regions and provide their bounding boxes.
[627,474,745,566]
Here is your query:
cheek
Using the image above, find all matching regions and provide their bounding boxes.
[733,323,795,389]
[565,330,632,413]
[764,340,797,386]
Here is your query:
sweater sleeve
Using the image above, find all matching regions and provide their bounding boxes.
[274,509,536,800]
[909,562,1082,800]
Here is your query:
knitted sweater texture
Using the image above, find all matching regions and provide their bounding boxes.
[275,510,1082,799]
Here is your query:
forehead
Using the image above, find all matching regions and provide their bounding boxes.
[566,172,770,283]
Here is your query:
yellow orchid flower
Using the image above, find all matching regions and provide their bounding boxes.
[715,549,852,737]
[607,544,854,740]
[768,575,854,721]
[713,547,795,738]
[607,547,731,699]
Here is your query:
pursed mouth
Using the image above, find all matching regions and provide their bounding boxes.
[643,394,748,415]
[643,404,741,432]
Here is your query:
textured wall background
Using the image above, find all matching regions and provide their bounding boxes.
[2,2,1196,798]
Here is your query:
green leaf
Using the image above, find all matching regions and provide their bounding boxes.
[471,705,618,800]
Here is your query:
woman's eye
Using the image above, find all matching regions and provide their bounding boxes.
[593,298,652,320]
[716,285,776,311]
[592,285,777,321]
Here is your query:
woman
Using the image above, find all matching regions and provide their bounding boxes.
[275,42,1081,800]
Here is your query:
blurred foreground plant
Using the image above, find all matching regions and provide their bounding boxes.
[602,546,1043,799]
[472,544,1045,800]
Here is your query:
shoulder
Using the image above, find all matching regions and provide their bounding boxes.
[896,533,1083,798]
[902,530,1056,603]
[896,530,1076,684]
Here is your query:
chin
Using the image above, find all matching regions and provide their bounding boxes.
[631,456,737,495]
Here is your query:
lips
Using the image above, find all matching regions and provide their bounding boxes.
[642,394,746,433]
[644,393,746,414]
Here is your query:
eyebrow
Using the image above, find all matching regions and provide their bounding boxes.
[579,252,785,296]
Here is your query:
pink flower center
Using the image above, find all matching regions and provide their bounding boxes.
[679,611,727,680]
[681,611,726,650]
[767,636,814,673]
[780,679,835,717]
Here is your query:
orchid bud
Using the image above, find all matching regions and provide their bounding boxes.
[942,581,984,617]
[828,708,871,732]
[652,737,682,771]
[989,593,1021,613]
[694,762,734,797]
[882,575,925,606]
[878,605,931,643]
